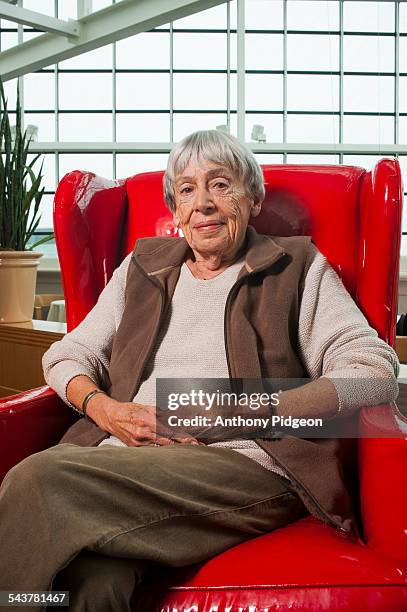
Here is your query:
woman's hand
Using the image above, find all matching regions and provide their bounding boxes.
[86,394,204,447]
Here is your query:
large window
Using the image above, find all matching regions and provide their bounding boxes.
[1,0,406,258]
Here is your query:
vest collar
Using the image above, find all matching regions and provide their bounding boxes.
[132,225,286,279]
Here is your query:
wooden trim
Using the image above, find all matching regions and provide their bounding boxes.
[0,327,65,348]
[0,320,66,395]
[0,320,66,344]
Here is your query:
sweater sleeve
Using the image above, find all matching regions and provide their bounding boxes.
[297,243,399,414]
[42,252,132,407]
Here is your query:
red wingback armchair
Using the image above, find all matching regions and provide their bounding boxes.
[1,160,407,611]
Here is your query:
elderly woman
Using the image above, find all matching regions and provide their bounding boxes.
[0,130,398,611]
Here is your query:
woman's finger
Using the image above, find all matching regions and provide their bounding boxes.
[154,436,176,446]
[171,435,200,445]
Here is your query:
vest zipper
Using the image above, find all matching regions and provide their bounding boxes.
[128,255,167,402]
[223,252,286,380]
[254,438,351,534]
[223,276,247,383]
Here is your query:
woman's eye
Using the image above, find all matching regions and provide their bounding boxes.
[180,186,193,194]
[213,181,228,189]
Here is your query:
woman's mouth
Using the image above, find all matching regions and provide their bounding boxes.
[194,221,225,232]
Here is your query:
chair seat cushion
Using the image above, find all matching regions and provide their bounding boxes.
[135,516,407,611]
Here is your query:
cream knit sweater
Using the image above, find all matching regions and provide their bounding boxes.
[42,244,399,478]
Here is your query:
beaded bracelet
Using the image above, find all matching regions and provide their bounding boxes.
[81,389,106,422]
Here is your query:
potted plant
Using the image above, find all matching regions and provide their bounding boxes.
[0,78,53,324]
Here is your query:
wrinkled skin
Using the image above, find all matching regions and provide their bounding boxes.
[92,397,202,447]
[173,158,262,279]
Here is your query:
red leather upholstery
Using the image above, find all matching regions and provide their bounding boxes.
[359,406,407,563]
[0,386,75,482]
[135,517,407,611]
[1,160,406,610]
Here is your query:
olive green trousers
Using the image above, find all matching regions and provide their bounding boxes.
[0,442,308,611]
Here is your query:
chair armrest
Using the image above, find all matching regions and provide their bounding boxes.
[0,386,77,482]
[358,402,407,562]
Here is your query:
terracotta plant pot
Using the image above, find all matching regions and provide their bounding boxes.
[0,251,43,324]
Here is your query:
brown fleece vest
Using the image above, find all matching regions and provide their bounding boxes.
[59,227,358,537]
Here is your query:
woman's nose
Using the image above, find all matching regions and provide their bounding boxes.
[194,187,215,212]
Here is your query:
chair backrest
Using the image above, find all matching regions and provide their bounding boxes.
[54,160,402,342]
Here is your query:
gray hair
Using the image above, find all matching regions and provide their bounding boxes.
[163,130,265,213]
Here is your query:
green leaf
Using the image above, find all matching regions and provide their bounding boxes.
[0,74,47,250]
[29,233,54,250]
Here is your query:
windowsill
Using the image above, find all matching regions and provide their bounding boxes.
[38,257,61,272]
[400,255,407,281]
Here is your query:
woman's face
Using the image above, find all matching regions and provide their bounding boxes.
[173,158,261,263]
